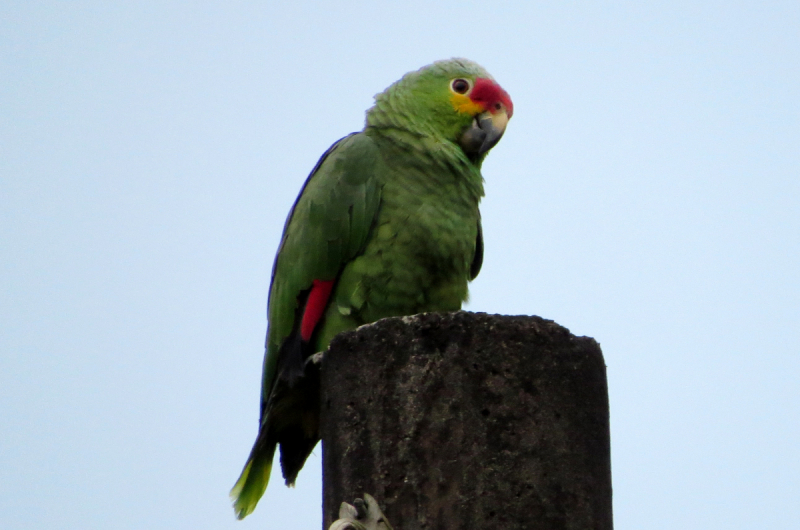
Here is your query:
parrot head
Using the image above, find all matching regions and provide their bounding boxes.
[367,58,513,161]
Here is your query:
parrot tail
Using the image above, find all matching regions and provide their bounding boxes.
[230,435,276,520]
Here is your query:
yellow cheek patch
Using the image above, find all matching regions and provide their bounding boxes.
[450,93,485,116]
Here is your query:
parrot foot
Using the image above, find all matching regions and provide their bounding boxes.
[307,351,325,366]
[328,493,393,530]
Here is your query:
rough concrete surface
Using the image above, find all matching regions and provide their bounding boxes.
[320,311,612,530]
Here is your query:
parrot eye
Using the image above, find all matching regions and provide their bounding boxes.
[450,78,471,95]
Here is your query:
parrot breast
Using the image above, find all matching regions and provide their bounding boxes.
[312,137,484,350]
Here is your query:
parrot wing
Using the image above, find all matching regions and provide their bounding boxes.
[470,216,484,280]
[263,131,383,406]
[231,132,383,518]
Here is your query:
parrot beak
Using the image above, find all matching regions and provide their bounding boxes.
[459,107,510,155]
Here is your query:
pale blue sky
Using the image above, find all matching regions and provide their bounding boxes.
[2,2,798,529]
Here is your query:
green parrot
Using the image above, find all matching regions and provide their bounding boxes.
[230,58,513,519]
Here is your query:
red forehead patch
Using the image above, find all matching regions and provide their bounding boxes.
[470,78,514,118]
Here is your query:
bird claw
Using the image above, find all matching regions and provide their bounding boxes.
[306,351,325,366]
[328,493,393,530]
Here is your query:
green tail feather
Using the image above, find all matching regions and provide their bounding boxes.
[230,442,276,519]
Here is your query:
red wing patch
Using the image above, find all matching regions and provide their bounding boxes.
[300,279,335,342]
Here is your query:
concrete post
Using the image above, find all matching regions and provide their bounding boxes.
[320,311,612,530]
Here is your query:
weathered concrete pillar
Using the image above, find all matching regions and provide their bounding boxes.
[320,311,612,530]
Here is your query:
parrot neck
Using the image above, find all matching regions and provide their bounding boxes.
[365,90,484,171]
[364,117,485,179]
[364,126,485,207]
[364,85,485,202]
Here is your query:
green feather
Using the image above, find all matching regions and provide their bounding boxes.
[230,445,274,519]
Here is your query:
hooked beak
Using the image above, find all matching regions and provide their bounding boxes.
[459,107,510,155]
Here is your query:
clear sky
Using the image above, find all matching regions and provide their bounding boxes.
[2,2,798,529]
